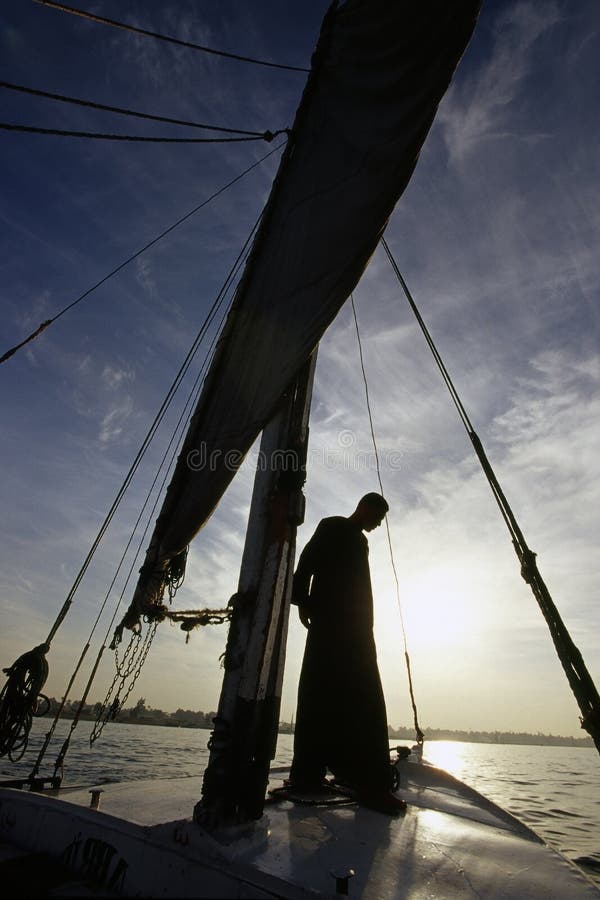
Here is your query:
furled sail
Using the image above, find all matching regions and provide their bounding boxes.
[122,0,482,628]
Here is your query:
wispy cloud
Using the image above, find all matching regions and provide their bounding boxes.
[99,397,134,443]
[134,257,157,298]
[102,363,135,390]
[439,1,562,163]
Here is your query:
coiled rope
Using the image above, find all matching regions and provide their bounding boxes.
[0,645,50,761]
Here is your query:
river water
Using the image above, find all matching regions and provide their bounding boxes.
[2,720,599,887]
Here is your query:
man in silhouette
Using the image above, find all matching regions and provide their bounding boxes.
[289,492,406,814]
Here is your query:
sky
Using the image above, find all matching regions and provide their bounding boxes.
[1,1,599,745]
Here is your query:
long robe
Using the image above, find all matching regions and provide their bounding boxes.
[290,516,391,791]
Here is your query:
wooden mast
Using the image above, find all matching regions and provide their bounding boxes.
[196,352,317,824]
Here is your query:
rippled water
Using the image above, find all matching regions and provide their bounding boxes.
[2,721,599,886]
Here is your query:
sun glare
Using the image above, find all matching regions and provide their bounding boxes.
[422,740,468,779]
[376,565,480,653]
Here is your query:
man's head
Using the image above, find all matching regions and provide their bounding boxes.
[351,492,389,531]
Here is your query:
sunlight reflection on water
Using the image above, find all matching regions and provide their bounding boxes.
[419,740,468,778]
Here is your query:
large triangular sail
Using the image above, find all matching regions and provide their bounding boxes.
[122,0,482,627]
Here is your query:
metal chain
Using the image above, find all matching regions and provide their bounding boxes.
[89,621,158,744]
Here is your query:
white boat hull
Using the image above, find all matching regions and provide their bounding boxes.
[0,760,598,898]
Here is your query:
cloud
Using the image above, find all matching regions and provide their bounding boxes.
[439,1,562,163]
[134,258,157,298]
[102,364,135,390]
[99,397,135,443]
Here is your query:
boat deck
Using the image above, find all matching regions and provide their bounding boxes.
[1,761,599,897]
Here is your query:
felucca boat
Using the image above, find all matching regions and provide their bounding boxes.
[1,1,599,896]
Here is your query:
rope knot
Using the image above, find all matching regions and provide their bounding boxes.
[520,548,537,585]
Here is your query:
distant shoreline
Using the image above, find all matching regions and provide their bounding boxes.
[387,727,592,748]
[41,702,592,748]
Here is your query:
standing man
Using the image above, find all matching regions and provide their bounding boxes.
[289,493,406,814]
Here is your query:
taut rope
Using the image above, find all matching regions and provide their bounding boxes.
[381,234,600,756]
[351,295,424,750]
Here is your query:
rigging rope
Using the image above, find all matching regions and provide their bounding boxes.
[34,0,311,73]
[52,203,273,767]
[2,208,266,767]
[350,295,424,749]
[29,211,262,776]
[0,122,279,143]
[0,139,286,366]
[0,80,277,138]
[380,235,600,756]
[53,303,235,770]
